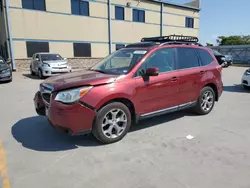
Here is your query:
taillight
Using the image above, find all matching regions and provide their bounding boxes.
[216,65,223,76]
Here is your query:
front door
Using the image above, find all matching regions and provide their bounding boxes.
[133,47,180,115]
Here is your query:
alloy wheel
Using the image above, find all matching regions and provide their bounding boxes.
[201,91,214,112]
[101,108,128,139]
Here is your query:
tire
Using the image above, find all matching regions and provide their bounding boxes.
[38,69,44,79]
[30,66,35,76]
[193,86,215,115]
[92,102,132,144]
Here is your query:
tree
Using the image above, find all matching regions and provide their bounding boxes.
[217,35,250,46]
[206,43,213,46]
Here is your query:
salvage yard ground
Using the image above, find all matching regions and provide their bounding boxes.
[0,67,250,188]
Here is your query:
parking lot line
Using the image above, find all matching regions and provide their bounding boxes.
[0,140,11,188]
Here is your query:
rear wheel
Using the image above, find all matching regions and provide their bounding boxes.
[194,86,215,115]
[92,102,132,144]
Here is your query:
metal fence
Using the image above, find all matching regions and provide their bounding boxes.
[210,45,250,65]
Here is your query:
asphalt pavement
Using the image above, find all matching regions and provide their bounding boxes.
[0,67,250,188]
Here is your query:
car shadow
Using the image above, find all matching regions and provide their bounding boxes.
[223,84,250,93]
[22,73,41,80]
[11,116,101,152]
[12,110,196,151]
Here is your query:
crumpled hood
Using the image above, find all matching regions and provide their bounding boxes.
[42,70,119,91]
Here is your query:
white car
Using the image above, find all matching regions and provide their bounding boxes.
[30,53,72,79]
[242,68,250,89]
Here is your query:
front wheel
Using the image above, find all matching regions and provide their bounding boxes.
[38,69,44,79]
[193,86,215,115]
[92,102,132,144]
[30,66,35,75]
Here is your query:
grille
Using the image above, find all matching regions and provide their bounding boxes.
[52,67,67,69]
[42,93,51,104]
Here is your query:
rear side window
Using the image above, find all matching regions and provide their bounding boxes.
[196,49,214,66]
[176,48,200,69]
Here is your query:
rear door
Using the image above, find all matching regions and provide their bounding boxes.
[133,47,180,115]
[176,47,204,105]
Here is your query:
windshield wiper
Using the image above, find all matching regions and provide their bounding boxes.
[90,69,106,74]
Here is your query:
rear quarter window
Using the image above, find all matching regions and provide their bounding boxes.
[196,49,214,66]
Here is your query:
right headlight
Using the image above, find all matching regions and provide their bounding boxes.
[55,86,93,104]
[244,70,250,75]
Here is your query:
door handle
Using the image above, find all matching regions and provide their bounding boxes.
[170,76,178,82]
[200,71,206,75]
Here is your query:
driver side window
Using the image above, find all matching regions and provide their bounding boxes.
[136,47,176,77]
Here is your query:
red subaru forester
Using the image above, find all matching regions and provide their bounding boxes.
[34,35,223,144]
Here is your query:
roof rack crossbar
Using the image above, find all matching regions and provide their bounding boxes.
[159,41,203,47]
[141,35,199,43]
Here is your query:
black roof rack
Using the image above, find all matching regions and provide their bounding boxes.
[141,35,199,43]
[125,35,203,49]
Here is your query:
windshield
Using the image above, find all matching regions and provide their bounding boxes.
[41,54,63,61]
[90,49,148,75]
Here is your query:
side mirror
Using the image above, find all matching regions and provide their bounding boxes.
[63,57,67,60]
[35,58,39,61]
[146,67,159,76]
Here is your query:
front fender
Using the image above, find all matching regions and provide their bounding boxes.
[80,81,136,110]
[94,93,134,110]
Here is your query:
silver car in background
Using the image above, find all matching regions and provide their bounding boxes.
[30,53,72,79]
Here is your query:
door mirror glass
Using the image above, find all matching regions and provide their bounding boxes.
[146,67,159,76]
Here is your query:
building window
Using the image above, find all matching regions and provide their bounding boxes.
[71,0,89,16]
[115,6,124,20]
[133,9,145,23]
[22,0,46,11]
[116,44,125,51]
[185,17,194,28]
[26,42,49,58]
[73,43,91,57]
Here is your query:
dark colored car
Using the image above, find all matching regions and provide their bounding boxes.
[34,35,223,144]
[213,50,228,67]
[225,55,233,66]
[0,56,12,82]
